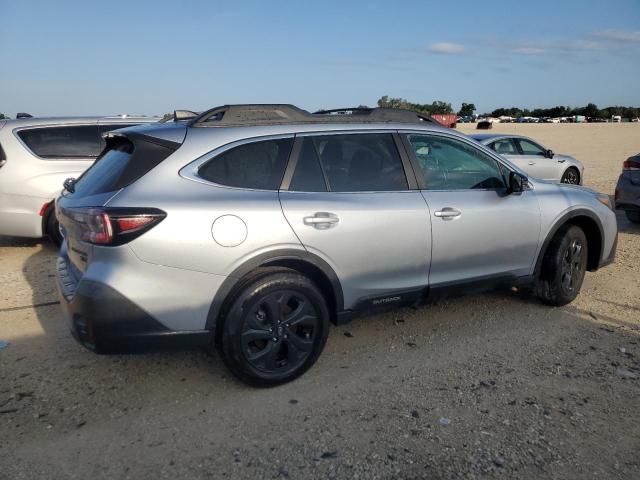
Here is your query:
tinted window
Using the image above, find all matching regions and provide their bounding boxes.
[289,138,327,192]
[408,134,505,190]
[518,139,545,156]
[199,138,293,190]
[71,136,177,197]
[491,138,518,155]
[18,125,102,158]
[305,133,407,192]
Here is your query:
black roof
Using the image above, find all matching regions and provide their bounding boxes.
[190,104,438,127]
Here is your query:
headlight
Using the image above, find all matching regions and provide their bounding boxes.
[596,193,613,210]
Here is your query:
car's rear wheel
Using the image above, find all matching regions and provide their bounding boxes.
[625,210,640,224]
[218,271,330,387]
[535,225,588,306]
[560,167,580,184]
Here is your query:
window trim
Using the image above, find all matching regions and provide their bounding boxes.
[180,133,295,192]
[13,123,103,160]
[280,130,416,193]
[399,130,510,192]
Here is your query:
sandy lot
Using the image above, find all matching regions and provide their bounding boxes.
[1,124,639,479]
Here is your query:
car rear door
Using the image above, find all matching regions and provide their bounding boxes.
[279,131,431,310]
[402,131,540,286]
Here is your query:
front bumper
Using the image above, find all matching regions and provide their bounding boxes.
[56,255,211,353]
[598,230,617,269]
[615,172,640,212]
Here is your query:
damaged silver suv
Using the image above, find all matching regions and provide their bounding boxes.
[55,105,618,386]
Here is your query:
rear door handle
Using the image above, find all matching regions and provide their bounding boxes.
[303,212,340,229]
[434,207,461,220]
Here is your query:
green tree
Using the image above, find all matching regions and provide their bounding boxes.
[458,103,475,117]
[377,96,453,115]
[161,113,173,121]
[0,113,7,120]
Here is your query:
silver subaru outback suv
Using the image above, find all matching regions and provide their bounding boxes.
[55,105,617,386]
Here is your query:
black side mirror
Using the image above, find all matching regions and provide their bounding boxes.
[545,149,554,158]
[508,171,527,194]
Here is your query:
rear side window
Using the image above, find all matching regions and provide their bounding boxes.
[290,133,407,192]
[71,136,177,197]
[490,138,518,155]
[17,125,103,158]
[198,138,293,190]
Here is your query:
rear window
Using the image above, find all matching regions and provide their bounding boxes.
[71,136,177,197]
[17,125,103,158]
[198,138,293,190]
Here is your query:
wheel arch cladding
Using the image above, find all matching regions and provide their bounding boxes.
[206,250,344,340]
[536,210,603,275]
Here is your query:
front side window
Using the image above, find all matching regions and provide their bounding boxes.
[490,138,518,155]
[407,134,506,190]
[17,125,103,158]
[291,133,407,192]
[518,138,546,156]
[199,138,293,190]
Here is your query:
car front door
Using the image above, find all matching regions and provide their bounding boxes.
[515,138,559,180]
[279,131,431,310]
[402,132,541,287]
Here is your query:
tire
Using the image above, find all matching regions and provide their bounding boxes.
[218,271,330,387]
[560,167,580,185]
[625,210,640,224]
[535,225,588,306]
[45,207,63,246]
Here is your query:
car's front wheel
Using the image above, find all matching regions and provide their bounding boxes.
[218,270,330,387]
[535,225,588,306]
[561,167,580,184]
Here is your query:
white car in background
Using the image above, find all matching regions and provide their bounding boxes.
[470,134,584,184]
[0,115,157,243]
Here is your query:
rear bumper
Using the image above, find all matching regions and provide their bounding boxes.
[56,253,211,353]
[0,192,48,238]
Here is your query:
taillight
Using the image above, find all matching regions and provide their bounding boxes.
[61,207,165,246]
[623,157,640,170]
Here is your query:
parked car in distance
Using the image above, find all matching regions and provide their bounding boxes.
[55,104,617,386]
[0,115,158,243]
[470,134,584,184]
[615,153,640,223]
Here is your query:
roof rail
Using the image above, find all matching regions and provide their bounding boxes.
[313,107,437,124]
[190,104,437,127]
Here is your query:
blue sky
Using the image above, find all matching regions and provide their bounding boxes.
[1,0,639,116]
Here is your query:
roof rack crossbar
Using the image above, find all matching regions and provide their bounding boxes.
[190,104,438,127]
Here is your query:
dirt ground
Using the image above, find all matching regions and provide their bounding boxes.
[0,123,638,479]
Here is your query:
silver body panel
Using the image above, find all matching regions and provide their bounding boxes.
[56,121,617,333]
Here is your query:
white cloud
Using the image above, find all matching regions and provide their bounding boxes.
[592,29,640,43]
[428,42,465,54]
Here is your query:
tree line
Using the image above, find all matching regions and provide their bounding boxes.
[376,97,640,120]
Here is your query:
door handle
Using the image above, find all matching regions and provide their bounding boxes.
[528,161,536,165]
[434,207,461,220]
[303,212,340,229]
